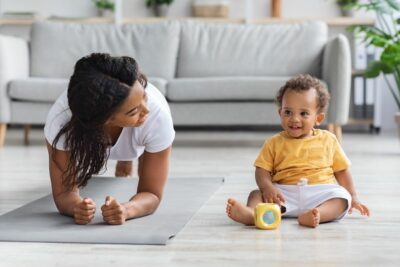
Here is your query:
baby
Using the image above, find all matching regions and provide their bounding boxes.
[226,74,369,228]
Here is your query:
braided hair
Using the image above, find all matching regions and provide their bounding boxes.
[52,53,147,189]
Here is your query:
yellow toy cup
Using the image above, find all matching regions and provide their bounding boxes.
[254,203,281,230]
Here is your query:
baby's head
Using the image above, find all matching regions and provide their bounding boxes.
[275,74,330,139]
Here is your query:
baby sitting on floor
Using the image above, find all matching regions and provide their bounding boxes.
[226,74,369,228]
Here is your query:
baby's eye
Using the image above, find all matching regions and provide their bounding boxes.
[300,112,309,117]
[284,110,291,116]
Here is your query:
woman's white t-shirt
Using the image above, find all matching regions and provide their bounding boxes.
[44,83,175,160]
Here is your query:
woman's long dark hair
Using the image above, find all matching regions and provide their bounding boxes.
[52,53,147,190]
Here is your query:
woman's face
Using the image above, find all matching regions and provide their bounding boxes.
[107,81,149,128]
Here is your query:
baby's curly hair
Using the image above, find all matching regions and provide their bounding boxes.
[275,74,330,113]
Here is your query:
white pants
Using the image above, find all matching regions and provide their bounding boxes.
[275,181,352,220]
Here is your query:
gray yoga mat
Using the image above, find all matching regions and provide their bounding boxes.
[0,177,223,245]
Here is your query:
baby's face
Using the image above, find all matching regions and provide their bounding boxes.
[279,88,324,139]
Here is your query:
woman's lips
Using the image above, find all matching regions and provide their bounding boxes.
[137,115,148,125]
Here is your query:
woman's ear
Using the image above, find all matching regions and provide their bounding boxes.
[315,112,325,126]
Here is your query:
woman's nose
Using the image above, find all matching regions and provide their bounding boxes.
[141,102,149,116]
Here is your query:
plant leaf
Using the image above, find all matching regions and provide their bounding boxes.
[365,61,384,77]
[384,0,400,11]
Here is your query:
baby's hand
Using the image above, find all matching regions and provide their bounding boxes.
[349,197,370,217]
[73,197,96,225]
[101,196,127,225]
[261,185,285,205]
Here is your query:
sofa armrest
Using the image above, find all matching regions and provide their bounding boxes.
[0,35,29,123]
[322,34,351,125]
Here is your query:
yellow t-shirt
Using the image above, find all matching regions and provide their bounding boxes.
[254,129,350,185]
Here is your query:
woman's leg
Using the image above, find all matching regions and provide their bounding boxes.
[298,198,348,228]
[226,190,263,225]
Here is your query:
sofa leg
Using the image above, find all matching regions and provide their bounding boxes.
[327,123,342,143]
[0,123,7,147]
[24,124,31,145]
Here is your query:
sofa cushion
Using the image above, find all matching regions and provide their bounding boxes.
[8,78,68,102]
[177,21,327,78]
[30,21,180,80]
[8,77,167,103]
[167,76,292,101]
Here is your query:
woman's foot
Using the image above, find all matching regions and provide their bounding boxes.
[298,208,320,228]
[115,161,133,177]
[226,198,254,225]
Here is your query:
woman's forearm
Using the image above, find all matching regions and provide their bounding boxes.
[53,191,82,217]
[123,192,161,219]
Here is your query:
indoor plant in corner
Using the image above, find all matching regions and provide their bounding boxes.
[93,0,115,17]
[349,0,400,137]
[337,0,359,16]
[146,0,174,17]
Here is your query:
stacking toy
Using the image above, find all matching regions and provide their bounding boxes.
[254,203,281,230]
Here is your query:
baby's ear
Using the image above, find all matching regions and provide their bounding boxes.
[315,112,325,125]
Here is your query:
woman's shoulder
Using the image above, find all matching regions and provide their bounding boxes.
[43,89,71,148]
[144,83,173,125]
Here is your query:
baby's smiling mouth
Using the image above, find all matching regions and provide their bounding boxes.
[289,125,302,130]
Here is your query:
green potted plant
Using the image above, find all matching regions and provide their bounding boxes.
[145,0,174,17]
[348,0,400,136]
[337,0,359,16]
[93,0,115,17]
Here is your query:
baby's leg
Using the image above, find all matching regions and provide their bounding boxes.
[298,198,347,228]
[226,190,263,225]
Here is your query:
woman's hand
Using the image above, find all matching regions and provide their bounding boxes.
[101,196,127,225]
[260,185,285,205]
[349,196,370,217]
[73,197,96,225]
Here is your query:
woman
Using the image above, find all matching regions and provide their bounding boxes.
[44,53,175,225]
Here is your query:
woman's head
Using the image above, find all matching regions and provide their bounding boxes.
[68,53,147,128]
[53,53,148,189]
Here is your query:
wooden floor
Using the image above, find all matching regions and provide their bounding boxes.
[0,128,399,266]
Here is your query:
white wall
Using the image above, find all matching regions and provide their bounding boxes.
[0,0,97,17]
[0,0,345,19]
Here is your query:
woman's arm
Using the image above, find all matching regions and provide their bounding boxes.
[46,141,96,223]
[102,146,172,223]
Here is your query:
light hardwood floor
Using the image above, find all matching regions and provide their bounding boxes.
[0,128,399,267]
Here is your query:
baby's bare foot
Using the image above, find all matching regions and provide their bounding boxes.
[226,198,254,225]
[298,208,320,228]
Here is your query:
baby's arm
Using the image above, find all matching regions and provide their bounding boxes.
[255,167,285,204]
[335,169,370,216]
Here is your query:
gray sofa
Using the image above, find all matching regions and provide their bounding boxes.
[0,20,351,145]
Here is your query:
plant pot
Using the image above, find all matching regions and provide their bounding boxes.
[340,8,354,17]
[395,112,400,140]
[97,9,114,18]
[153,4,169,17]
